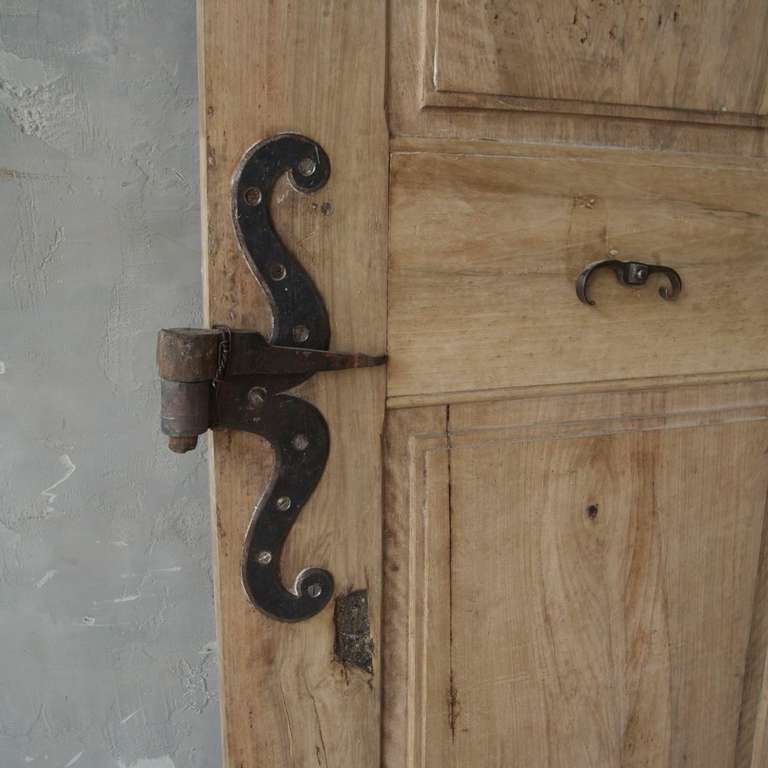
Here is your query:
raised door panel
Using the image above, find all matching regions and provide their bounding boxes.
[388,145,768,406]
[388,0,768,154]
[432,0,768,124]
[383,383,768,768]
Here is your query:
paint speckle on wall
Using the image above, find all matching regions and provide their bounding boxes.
[40,454,76,514]
[120,709,142,725]
[120,755,176,768]
[119,758,175,768]
[64,751,83,767]
[34,569,58,589]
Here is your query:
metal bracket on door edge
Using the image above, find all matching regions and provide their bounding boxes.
[156,134,385,622]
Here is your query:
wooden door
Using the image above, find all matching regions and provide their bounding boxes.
[198,1,768,766]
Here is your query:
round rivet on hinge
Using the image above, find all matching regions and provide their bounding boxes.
[307,583,323,599]
[256,550,272,566]
[297,157,317,177]
[291,434,309,451]
[292,324,310,343]
[269,262,287,281]
[276,496,292,512]
[248,386,267,409]
[243,186,262,206]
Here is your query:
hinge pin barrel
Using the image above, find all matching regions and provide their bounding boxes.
[157,327,385,453]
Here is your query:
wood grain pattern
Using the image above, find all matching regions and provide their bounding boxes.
[388,0,768,155]
[432,0,768,124]
[384,383,768,768]
[198,1,387,765]
[737,488,768,767]
[388,145,768,404]
[382,406,448,768]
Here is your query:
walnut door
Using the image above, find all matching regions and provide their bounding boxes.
[198,1,768,766]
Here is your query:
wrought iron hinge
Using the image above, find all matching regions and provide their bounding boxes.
[156,134,385,622]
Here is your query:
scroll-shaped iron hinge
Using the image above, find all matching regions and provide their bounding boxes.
[156,134,385,622]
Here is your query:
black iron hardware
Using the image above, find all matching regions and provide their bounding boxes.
[576,258,682,306]
[156,134,385,622]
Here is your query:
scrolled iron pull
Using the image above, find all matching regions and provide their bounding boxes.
[576,259,682,306]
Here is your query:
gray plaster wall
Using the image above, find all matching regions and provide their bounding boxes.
[0,2,220,766]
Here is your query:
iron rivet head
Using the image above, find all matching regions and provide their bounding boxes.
[307,583,322,598]
[244,186,262,206]
[270,262,287,281]
[248,386,267,409]
[636,268,647,279]
[292,324,310,343]
[297,157,317,177]
[256,550,272,566]
[276,496,292,512]
[292,433,309,451]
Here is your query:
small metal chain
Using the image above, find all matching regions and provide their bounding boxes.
[212,325,232,386]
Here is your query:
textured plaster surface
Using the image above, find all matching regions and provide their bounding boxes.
[0,2,219,766]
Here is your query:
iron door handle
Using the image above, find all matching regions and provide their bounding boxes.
[576,258,682,306]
